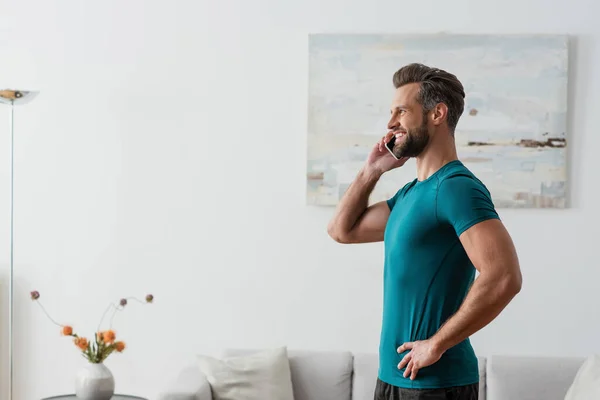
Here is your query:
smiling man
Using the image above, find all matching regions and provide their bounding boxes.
[327,63,522,400]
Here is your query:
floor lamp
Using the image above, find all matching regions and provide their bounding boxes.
[0,89,39,400]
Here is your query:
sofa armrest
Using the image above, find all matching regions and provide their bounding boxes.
[157,364,212,400]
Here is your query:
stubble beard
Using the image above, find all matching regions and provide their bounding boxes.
[392,114,430,159]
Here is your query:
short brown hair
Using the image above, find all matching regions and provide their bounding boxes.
[392,63,465,132]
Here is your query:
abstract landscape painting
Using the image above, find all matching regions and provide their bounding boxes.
[307,34,569,208]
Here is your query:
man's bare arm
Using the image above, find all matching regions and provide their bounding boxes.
[327,133,408,244]
[397,218,522,380]
[431,218,522,352]
[327,166,389,244]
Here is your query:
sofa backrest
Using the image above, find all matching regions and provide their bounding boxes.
[221,348,584,400]
[352,353,487,400]
[352,352,379,400]
[486,355,584,400]
[222,348,353,400]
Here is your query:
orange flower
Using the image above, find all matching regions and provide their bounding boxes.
[61,326,73,336]
[96,332,103,342]
[114,341,125,352]
[74,337,88,351]
[103,330,116,344]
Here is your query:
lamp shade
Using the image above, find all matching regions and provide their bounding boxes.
[0,89,39,105]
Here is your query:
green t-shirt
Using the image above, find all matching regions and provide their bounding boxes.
[378,160,499,389]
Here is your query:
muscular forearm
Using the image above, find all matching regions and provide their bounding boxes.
[430,271,521,353]
[327,166,381,242]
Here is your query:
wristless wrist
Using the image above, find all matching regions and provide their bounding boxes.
[429,334,450,355]
[362,165,384,181]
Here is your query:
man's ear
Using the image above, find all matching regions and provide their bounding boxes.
[431,103,448,126]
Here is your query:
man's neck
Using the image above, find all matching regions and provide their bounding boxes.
[415,133,458,182]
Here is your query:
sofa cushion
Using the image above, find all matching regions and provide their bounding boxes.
[564,354,600,399]
[352,353,379,400]
[197,346,294,400]
[478,356,486,400]
[157,362,213,400]
[487,355,585,400]
[352,353,487,400]
[223,348,353,400]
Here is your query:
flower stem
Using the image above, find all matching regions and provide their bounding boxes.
[97,302,119,333]
[35,300,63,327]
[99,296,150,331]
[109,306,122,329]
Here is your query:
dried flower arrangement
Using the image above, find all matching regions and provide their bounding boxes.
[30,290,154,363]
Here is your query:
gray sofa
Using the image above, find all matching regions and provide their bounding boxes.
[158,349,585,400]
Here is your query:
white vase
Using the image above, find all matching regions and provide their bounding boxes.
[75,362,115,400]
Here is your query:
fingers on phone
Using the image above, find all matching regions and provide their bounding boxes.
[379,131,394,152]
[383,136,390,151]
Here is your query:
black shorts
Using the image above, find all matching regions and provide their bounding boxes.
[373,378,478,400]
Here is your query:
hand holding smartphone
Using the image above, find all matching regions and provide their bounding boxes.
[368,132,409,173]
[385,135,400,160]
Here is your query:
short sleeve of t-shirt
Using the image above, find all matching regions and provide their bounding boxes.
[387,190,401,210]
[436,174,500,236]
[386,181,413,211]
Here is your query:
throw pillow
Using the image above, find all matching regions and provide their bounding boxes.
[564,354,600,400]
[196,346,295,400]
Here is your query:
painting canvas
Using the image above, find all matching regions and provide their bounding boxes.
[306,34,569,208]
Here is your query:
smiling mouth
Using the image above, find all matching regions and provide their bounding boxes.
[393,131,407,140]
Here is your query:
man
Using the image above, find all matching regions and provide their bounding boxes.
[327,63,522,400]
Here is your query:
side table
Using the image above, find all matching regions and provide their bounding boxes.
[42,396,147,400]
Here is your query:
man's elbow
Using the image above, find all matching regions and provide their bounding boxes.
[327,223,352,244]
[327,228,351,244]
[501,268,522,298]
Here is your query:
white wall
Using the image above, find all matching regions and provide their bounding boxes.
[0,0,598,398]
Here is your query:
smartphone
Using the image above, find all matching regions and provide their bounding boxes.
[385,136,400,160]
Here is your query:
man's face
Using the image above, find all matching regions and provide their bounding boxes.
[387,83,431,158]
